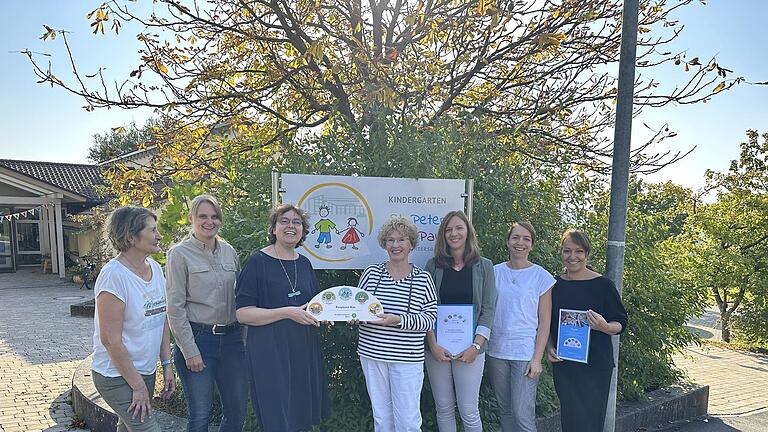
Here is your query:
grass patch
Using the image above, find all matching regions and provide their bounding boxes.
[702,339,768,355]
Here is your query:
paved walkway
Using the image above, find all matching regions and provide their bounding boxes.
[0,270,93,432]
[674,344,768,416]
[672,306,768,432]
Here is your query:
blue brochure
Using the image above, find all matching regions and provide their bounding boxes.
[556,309,591,363]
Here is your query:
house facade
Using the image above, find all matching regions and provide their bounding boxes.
[0,147,159,278]
[0,159,108,277]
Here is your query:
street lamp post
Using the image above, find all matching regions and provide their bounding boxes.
[603,0,640,431]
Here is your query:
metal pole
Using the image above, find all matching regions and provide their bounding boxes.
[465,179,474,222]
[271,171,280,208]
[604,0,639,431]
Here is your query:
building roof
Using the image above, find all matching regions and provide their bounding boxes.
[98,146,157,166]
[0,159,105,201]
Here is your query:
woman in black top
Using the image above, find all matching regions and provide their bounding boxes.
[235,204,330,432]
[424,211,496,432]
[547,229,628,432]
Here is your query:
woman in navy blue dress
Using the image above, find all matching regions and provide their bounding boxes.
[235,204,330,432]
[547,229,627,432]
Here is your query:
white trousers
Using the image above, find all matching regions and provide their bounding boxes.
[425,352,485,432]
[360,356,424,432]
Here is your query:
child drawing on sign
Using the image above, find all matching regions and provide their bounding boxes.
[339,217,365,250]
[311,205,339,248]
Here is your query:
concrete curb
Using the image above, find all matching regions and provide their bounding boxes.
[70,299,95,318]
[534,383,709,432]
[71,355,189,431]
[71,356,118,432]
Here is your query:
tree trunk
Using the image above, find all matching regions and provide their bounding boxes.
[366,108,388,174]
[720,311,732,342]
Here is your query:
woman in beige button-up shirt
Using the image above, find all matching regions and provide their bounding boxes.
[165,195,247,432]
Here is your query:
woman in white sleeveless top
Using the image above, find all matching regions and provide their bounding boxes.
[91,206,175,432]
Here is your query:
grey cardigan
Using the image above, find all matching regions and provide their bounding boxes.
[425,256,497,348]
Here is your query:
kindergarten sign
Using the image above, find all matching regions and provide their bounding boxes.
[281,174,467,269]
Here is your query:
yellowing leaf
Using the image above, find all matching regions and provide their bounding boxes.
[40,25,56,41]
[713,81,726,93]
[476,0,486,16]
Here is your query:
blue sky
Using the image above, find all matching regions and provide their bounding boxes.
[1,1,766,191]
[635,0,768,189]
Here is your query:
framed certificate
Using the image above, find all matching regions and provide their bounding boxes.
[556,309,591,363]
[435,304,475,357]
[305,285,383,321]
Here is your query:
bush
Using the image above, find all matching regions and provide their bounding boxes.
[733,295,768,349]
[154,124,706,429]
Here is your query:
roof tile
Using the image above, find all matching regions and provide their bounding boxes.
[0,159,105,201]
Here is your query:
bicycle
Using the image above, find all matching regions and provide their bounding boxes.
[79,255,97,290]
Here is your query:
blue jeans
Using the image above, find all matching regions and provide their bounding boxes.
[174,324,248,432]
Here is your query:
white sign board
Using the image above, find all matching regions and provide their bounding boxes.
[281,174,466,269]
[306,286,384,321]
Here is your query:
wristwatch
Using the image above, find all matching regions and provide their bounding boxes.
[160,358,173,367]
[471,343,481,351]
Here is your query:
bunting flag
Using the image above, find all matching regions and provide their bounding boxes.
[0,202,56,221]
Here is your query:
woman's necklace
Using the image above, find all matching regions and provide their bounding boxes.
[274,245,301,298]
[452,259,464,271]
[386,262,411,282]
[505,260,530,285]
[119,254,150,281]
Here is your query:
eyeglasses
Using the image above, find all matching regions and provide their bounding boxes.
[278,218,304,226]
[385,238,409,245]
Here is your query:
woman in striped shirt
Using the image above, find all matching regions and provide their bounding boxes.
[357,217,438,432]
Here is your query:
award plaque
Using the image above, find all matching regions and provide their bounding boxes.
[556,308,591,363]
[435,304,475,356]
[306,285,384,321]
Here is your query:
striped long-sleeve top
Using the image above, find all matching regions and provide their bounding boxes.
[357,263,438,363]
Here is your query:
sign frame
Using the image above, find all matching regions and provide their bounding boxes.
[273,172,473,270]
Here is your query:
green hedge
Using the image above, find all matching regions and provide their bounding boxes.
[152,119,707,430]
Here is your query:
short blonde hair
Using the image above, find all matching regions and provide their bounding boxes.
[188,194,223,222]
[108,206,157,252]
[377,217,419,249]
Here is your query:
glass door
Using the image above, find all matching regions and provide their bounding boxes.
[0,211,14,272]
[15,210,42,266]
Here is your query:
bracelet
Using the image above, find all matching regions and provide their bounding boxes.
[160,359,173,367]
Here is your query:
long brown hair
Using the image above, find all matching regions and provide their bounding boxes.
[434,211,480,268]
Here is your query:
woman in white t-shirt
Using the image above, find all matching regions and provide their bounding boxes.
[91,206,175,431]
[487,221,555,432]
